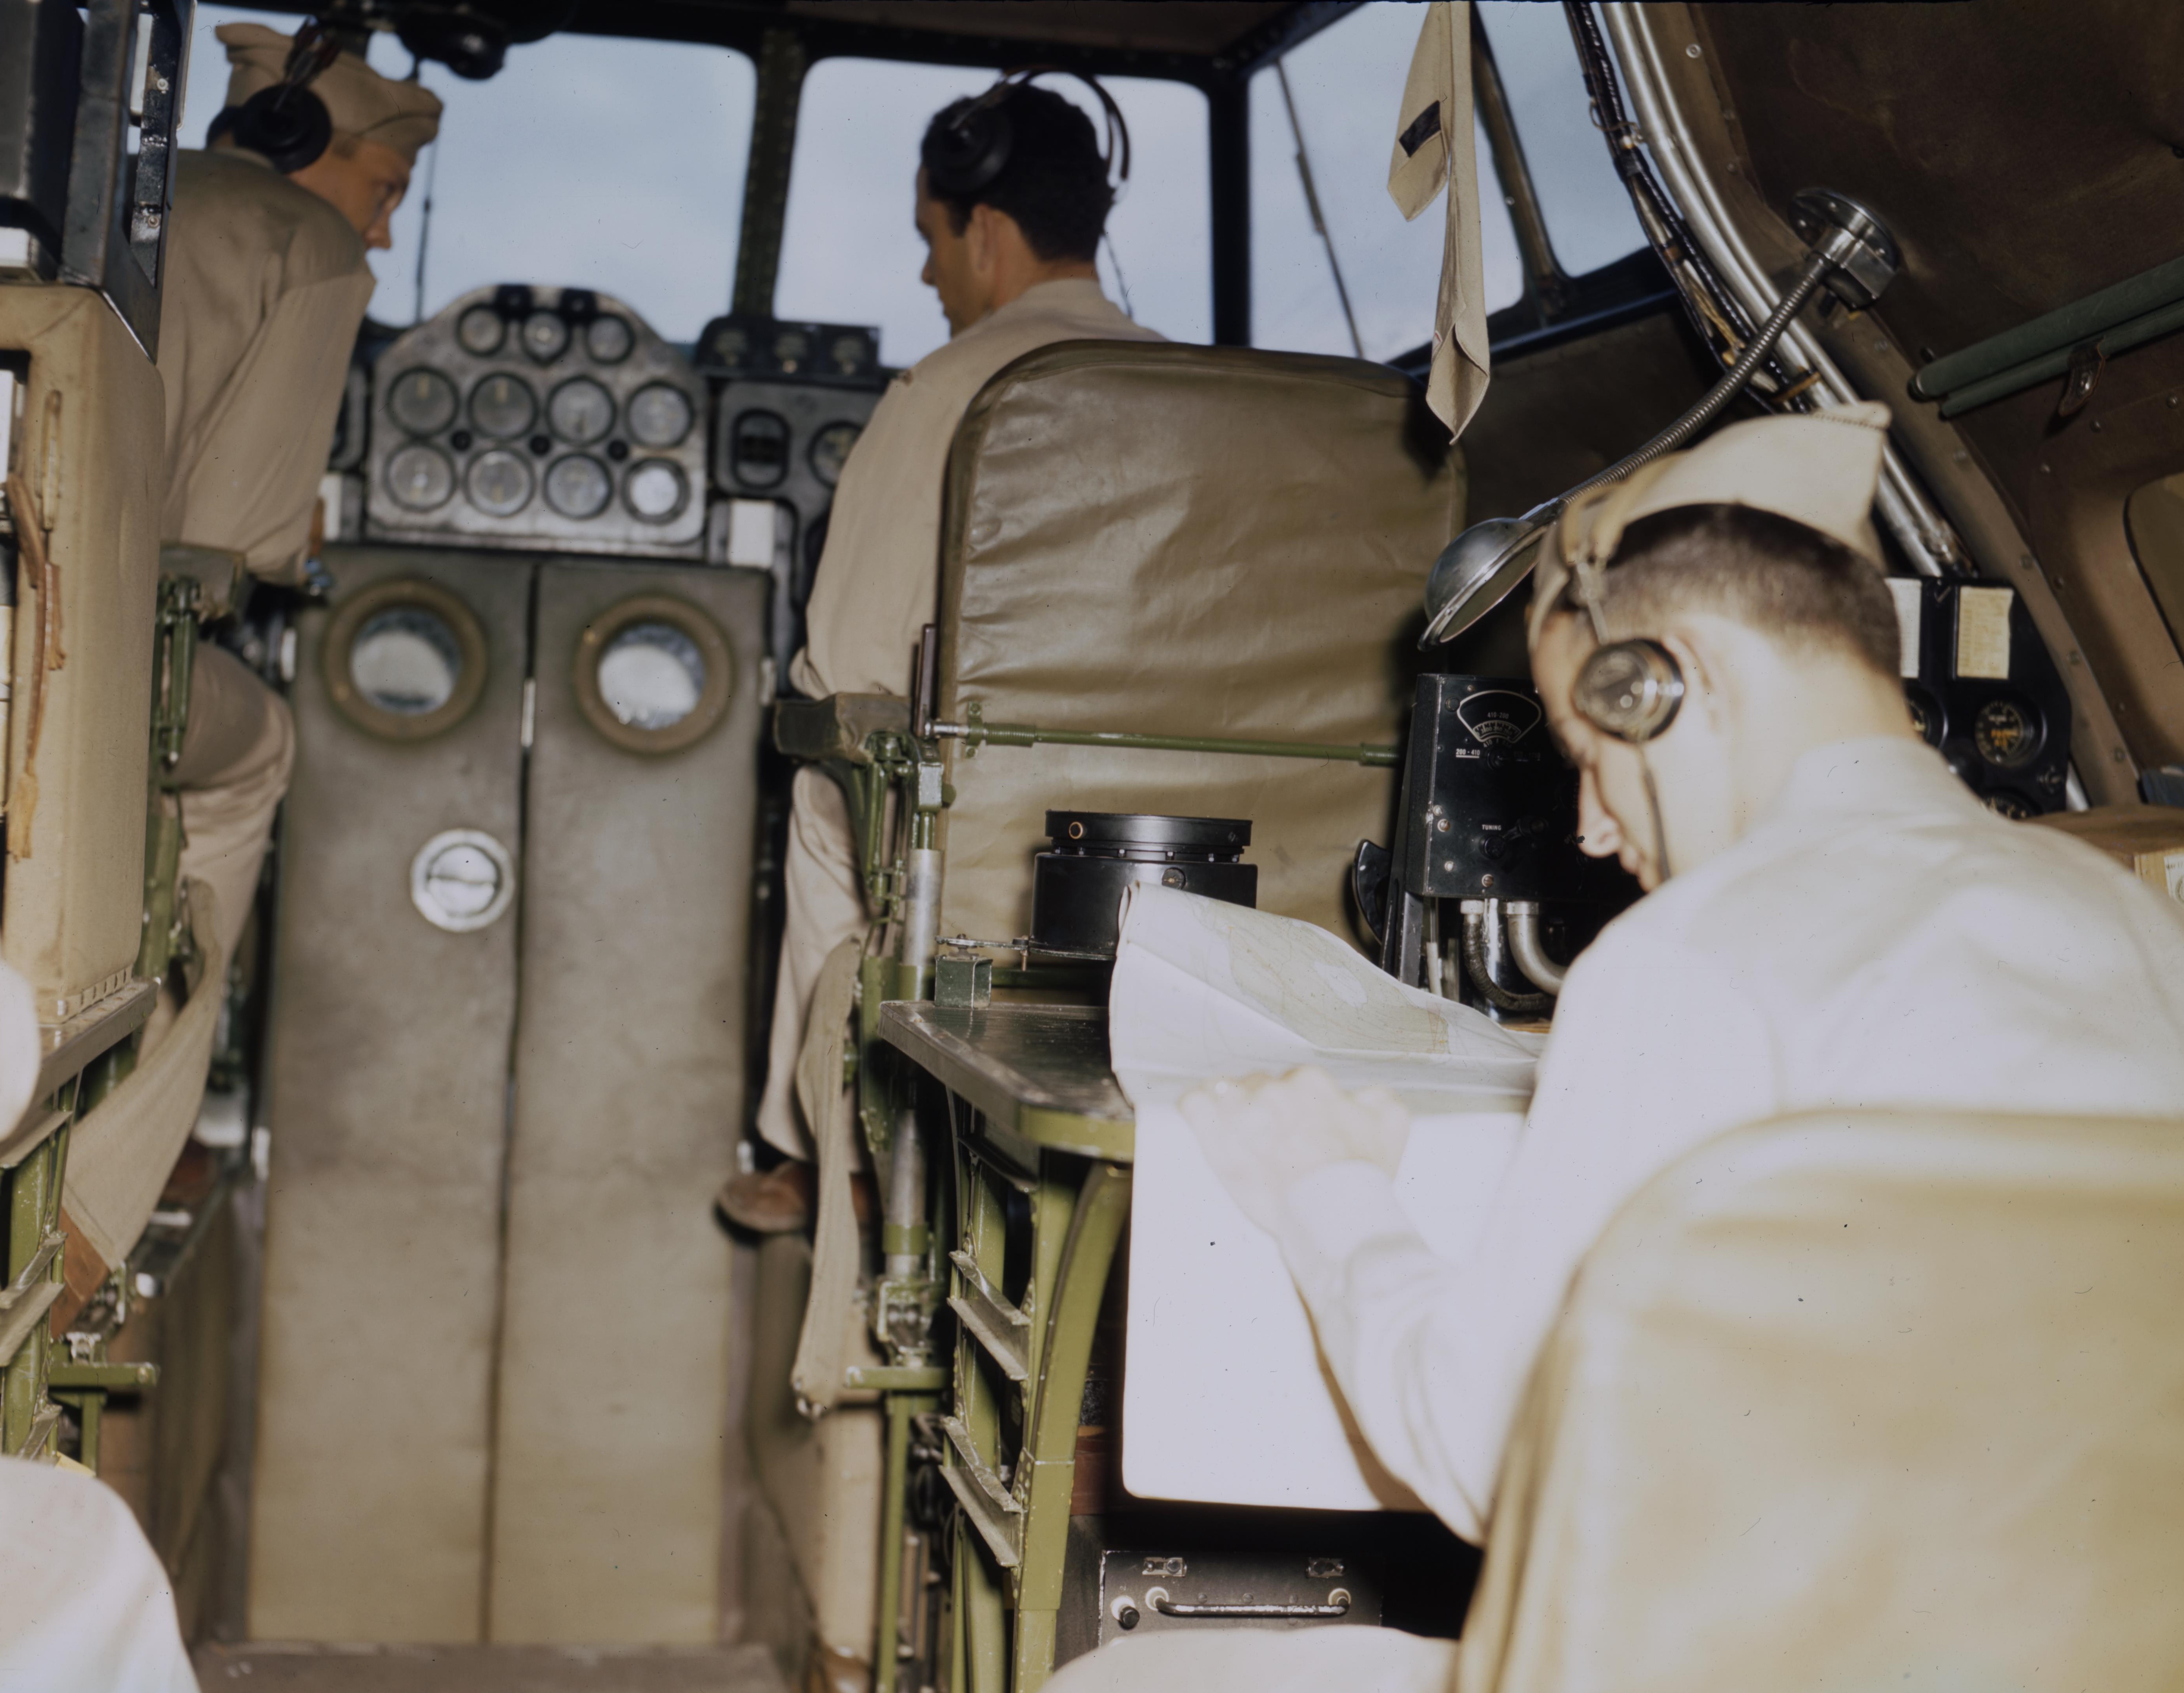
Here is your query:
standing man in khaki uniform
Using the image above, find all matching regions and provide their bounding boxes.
[158,24,440,988]
[725,84,1163,1228]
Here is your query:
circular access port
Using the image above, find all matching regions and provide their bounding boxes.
[410,828,515,933]
[466,447,535,517]
[456,305,506,356]
[585,315,633,363]
[469,372,537,440]
[544,453,613,519]
[548,376,615,444]
[387,367,458,435]
[323,577,488,741]
[626,381,694,448]
[573,593,733,755]
[385,442,456,511]
[624,458,688,523]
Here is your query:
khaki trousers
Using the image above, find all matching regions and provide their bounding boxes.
[756,766,869,1159]
[1045,1625,1457,1693]
[172,644,294,980]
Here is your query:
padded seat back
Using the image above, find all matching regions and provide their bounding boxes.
[1462,1109,2184,1693]
[934,341,1459,947]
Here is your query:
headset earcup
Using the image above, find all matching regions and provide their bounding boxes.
[228,85,333,175]
[925,105,1013,198]
[1575,638,1686,743]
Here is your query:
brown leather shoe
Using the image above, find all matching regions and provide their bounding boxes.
[718,1161,816,1233]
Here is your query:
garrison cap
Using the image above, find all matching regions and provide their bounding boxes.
[1529,401,1894,647]
[217,22,443,164]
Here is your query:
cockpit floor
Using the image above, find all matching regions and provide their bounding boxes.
[191,1642,788,1691]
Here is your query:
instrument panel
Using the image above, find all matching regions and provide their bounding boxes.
[1896,578,2073,816]
[364,285,708,556]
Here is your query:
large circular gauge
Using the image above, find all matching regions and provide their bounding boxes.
[323,577,488,742]
[386,443,456,510]
[808,421,862,489]
[548,376,615,444]
[469,373,537,440]
[544,453,613,518]
[584,316,634,364]
[627,382,694,448]
[1972,697,2040,768]
[624,458,688,522]
[467,448,535,517]
[387,368,458,435]
[521,309,570,364]
[573,593,733,755]
[457,306,506,356]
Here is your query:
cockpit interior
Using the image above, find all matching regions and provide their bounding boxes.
[1,2,2181,1691]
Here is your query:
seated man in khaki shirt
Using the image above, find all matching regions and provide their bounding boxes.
[725,83,1164,1229]
[158,25,439,1010]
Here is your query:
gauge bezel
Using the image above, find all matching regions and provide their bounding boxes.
[386,367,460,436]
[571,593,734,755]
[323,577,490,742]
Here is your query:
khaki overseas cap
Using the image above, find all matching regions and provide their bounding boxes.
[1529,400,1893,645]
[217,22,443,164]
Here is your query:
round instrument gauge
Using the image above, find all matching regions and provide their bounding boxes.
[1982,790,2038,820]
[584,315,634,364]
[1904,685,1942,747]
[627,382,694,448]
[623,458,688,522]
[387,368,458,435]
[456,306,506,356]
[548,377,615,444]
[521,309,571,364]
[772,328,810,373]
[466,447,535,517]
[808,421,862,489]
[1972,697,2039,768]
[828,333,868,375]
[469,373,537,440]
[351,606,464,716]
[385,443,456,510]
[544,453,613,519]
[708,323,749,366]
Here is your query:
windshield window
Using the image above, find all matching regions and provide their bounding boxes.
[1474,2,1644,279]
[178,6,754,343]
[776,60,1209,367]
[1252,2,1522,361]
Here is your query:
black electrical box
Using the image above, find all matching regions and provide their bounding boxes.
[1898,578,2072,818]
[1391,673,1633,903]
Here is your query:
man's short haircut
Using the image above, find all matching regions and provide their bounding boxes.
[921,87,1113,263]
[1594,504,1901,676]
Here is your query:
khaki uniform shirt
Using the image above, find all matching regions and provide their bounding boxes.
[156,148,376,581]
[789,277,1163,700]
[1268,737,2184,1541]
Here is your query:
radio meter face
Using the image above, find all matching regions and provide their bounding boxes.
[548,377,615,444]
[470,373,538,440]
[627,383,694,448]
[388,368,458,435]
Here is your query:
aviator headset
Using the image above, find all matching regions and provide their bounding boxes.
[1563,542,1685,878]
[922,67,1132,198]
[208,21,342,175]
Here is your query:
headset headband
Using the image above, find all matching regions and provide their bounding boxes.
[924,67,1131,199]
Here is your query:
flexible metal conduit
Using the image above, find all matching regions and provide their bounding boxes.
[1598,4,1961,578]
[1503,901,1568,995]
[1460,901,1553,1015]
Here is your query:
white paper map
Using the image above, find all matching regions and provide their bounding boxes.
[1109,886,1539,1511]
